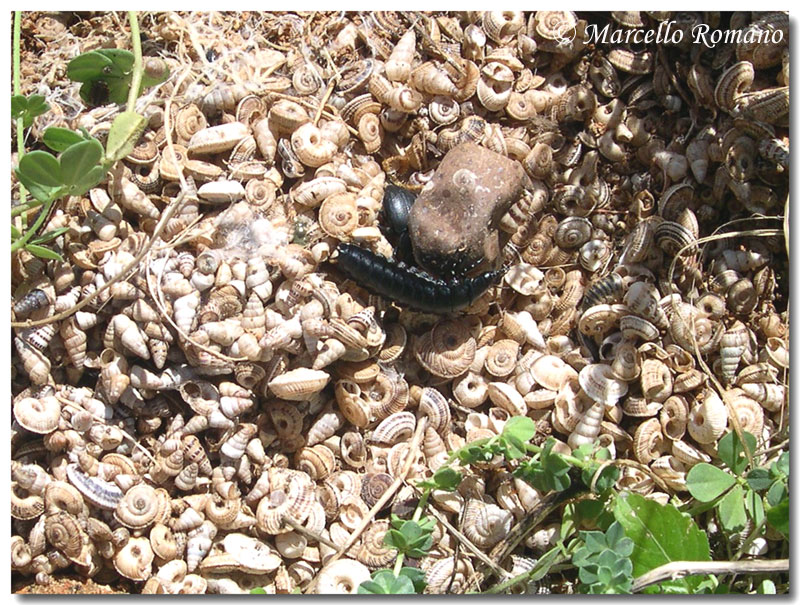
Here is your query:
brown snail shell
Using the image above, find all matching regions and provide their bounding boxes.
[414,319,476,379]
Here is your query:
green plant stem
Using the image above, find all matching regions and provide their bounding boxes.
[11,201,42,217]
[392,488,431,577]
[126,11,143,110]
[10,195,60,253]
[13,11,29,217]
[524,442,585,469]
[482,545,572,594]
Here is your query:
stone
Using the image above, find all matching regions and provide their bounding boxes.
[408,142,531,277]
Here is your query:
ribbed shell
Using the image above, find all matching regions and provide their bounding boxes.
[414,318,476,379]
[463,499,513,550]
[256,469,316,535]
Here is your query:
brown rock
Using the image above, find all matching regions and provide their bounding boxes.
[408,143,530,277]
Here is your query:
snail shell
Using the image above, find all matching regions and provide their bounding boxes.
[14,336,51,385]
[188,121,250,155]
[424,555,474,594]
[370,411,416,445]
[529,354,576,392]
[554,217,593,250]
[568,400,605,450]
[418,387,452,435]
[114,536,155,582]
[484,339,520,377]
[660,395,690,441]
[13,395,61,434]
[687,389,728,444]
[295,445,337,481]
[453,371,489,409]
[485,11,526,44]
[740,383,785,413]
[319,193,359,239]
[488,381,527,417]
[268,368,330,401]
[256,469,316,535]
[314,558,371,594]
[45,511,84,560]
[640,359,673,403]
[291,123,338,168]
[384,29,417,82]
[719,320,749,384]
[463,499,513,550]
[414,319,476,379]
[356,520,395,568]
[115,484,161,529]
[728,389,765,438]
[578,363,628,406]
[633,417,666,465]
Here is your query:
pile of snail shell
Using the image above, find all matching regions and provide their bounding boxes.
[12,11,788,593]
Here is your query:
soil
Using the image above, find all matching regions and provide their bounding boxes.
[13,575,130,595]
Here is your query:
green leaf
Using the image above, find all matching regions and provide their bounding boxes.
[694,575,719,593]
[69,49,138,107]
[249,586,267,594]
[397,567,426,593]
[431,467,462,492]
[18,151,63,188]
[613,492,710,593]
[746,468,773,492]
[383,529,406,552]
[399,521,423,542]
[571,443,595,461]
[60,138,104,189]
[717,430,757,476]
[457,443,493,466]
[29,227,70,245]
[757,580,776,594]
[581,455,619,493]
[14,171,62,204]
[766,480,787,508]
[772,451,789,478]
[571,498,613,531]
[68,49,133,82]
[582,530,607,554]
[27,94,49,112]
[11,94,49,128]
[71,165,106,198]
[744,487,765,527]
[500,434,527,460]
[108,110,149,152]
[24,95,49,127]
[43,127,86,152]
[79,80,110,107]
[766,499,789,537]
[717,484,747,532]
[358,570,414,594]
[94,48,135,76]
[67,51,115,82]
[417,516,436,533]
[11,95,27,118]
[605,521,634,557]
[16,151,65,203]
[686,463,736,502]
[502,415,536,444]
[11,224,21,240]
[577,565,599,586]
[106,78,132,105]
[25,244,63,261]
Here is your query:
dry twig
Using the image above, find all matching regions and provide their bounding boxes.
[632,558,789,593]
